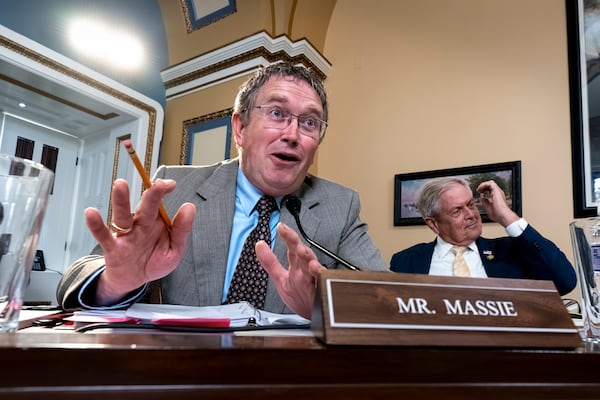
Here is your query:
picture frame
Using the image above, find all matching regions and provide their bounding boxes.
[566,0,600,217]
[180,0,237,33]
[393,161,522,226]
[181,109,234,165]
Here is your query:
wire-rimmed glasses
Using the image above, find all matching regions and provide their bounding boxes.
[250,105,327,140]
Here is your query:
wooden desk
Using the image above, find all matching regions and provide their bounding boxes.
[0,331,599,399]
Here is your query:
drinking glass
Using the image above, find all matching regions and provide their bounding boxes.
[0,154,53,332]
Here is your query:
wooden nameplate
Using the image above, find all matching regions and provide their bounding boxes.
[311,270,582,348]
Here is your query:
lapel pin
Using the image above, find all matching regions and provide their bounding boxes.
[483,250,494,260]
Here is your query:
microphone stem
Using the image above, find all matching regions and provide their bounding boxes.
[292,215,361,272]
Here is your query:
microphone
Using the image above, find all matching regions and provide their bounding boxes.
[284,195,361,271]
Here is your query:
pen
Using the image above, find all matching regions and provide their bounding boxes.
[123,139,172,230]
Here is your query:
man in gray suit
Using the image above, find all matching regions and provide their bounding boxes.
[57,61,387,319]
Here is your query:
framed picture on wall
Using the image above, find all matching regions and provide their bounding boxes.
[567,0,600,217]
[181,109,234,165]
[393,161,522,226]
[180,0,237,32]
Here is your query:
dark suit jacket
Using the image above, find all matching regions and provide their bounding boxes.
[389,225,577,295]
[57,159,387,313]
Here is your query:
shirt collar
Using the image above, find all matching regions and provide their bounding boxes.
[236,168,282,216]
[436,236,477,256]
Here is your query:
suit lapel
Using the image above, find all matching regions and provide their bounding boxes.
[477,237,502,277]
[416,241,436,274]
[190,161,238,304]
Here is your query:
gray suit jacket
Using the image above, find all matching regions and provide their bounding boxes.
[57,159,387,313]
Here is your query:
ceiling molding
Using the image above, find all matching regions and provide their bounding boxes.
[0,72,119,120]
[161,31,331,100]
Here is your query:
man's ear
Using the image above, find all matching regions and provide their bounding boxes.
[424,218,440,235]
[232,112,244,147]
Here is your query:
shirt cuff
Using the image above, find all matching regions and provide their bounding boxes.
[505,218,528,237]
[77,265,148,310]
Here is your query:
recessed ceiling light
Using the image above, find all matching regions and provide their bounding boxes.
[18,103,26,108]
[68,18,145,70]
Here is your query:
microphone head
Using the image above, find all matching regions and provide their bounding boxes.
[284,195,302,217]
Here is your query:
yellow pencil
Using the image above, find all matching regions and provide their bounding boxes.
[123,139,172,230]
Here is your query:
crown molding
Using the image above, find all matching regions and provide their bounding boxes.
[161,31,331,100]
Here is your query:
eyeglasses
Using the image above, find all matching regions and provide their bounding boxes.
[250,105,327,140]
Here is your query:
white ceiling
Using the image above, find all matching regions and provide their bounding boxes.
[0,58,137,138]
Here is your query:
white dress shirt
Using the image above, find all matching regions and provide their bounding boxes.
[428,218,528,277]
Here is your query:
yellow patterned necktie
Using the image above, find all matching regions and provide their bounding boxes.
[451,245,471,277]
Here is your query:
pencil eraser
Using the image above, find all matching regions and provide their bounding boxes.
[123,139,132,149]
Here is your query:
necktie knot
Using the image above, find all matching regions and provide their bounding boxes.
[451,245,471,277]
[451,245,468,256]
[255,195,277,218]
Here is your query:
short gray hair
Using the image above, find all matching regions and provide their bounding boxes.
[417,177,471,219]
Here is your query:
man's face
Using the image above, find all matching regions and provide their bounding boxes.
[233,75,322,197]
[425,183,482,246]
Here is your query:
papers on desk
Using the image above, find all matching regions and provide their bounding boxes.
[66,302,310,329]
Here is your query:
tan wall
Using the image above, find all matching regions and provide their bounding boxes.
[321,0,576,296]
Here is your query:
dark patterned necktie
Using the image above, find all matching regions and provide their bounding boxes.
[225,195,277,309]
